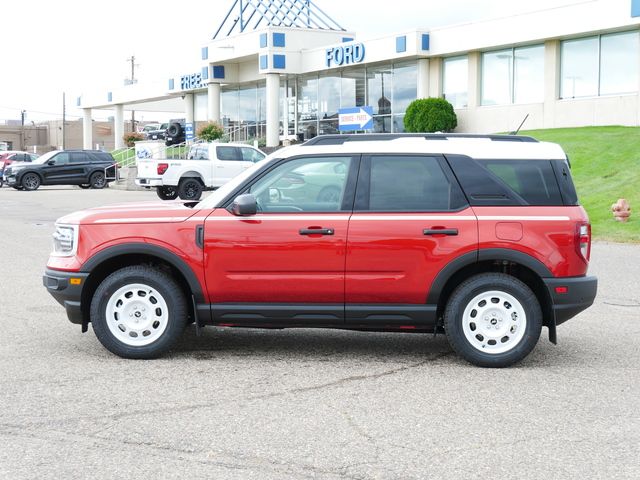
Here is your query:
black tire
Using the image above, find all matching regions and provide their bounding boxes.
[21,172,41,191]
[167,122,182,137]
[316,185,341,203]
[79,184,91,189]
[156,186,179,200]
[178,178,203,201]
[0,178,4,188]
[12,185,24,190]
[444,273,542,368]
[90,265,188,359]
[89,171,107,189]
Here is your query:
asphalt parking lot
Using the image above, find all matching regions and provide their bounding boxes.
[0,185,638,479]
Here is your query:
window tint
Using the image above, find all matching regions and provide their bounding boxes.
[365,155,467,211]
[247,156,352,212]
[240,147,265,163]
[216,146,241,161]
[54,153,71,165]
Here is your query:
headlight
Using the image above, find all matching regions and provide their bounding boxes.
[52,224,79,257]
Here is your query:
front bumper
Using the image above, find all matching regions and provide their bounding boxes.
[544,275,598,325]
[135,178,163,187]
[43,269,90,325]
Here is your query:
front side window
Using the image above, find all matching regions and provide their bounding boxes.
[53,153,71,165]
[362,155,467,212]
[247,156,352,213]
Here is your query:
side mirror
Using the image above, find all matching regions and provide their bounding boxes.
[231,194,257,216]
[47,160,56,166]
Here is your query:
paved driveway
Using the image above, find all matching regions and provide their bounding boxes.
[0,186,638,479]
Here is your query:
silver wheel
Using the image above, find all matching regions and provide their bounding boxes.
[105,283,169,347]
[461,290,527,354]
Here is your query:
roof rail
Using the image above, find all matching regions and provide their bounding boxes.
[302,133,539,146]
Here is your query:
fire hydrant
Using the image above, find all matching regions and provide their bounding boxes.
[611,198,631,222]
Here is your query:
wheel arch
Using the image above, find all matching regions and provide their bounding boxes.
[429,249,555,340]
[179,172,205,184]
[79,243,206,329]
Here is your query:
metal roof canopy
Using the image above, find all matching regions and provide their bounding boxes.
[213,0,346,39]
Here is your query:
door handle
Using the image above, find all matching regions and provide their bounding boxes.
[423,228,458,236]
[299,228,334,236]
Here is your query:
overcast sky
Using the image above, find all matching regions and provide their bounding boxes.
[0,0,579,123]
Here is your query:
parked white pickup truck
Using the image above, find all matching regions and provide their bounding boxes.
[136,143,266,200]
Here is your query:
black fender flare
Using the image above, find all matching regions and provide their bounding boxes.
[81,242,205,303]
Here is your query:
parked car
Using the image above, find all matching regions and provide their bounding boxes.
[164,118,186,146]
[0,151,39,187]
[5,150,116,191]
[44,133,597,367]
[136,142,265,200]
[145,123,169,140]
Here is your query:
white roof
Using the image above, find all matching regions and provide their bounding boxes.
[279,136,567,160]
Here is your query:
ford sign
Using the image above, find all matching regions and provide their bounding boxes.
[325,43,365,68]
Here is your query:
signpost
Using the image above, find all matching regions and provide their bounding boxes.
[338,106,374,131]
[185,123,195,141]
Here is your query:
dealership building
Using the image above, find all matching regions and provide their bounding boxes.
[80,0,640,149]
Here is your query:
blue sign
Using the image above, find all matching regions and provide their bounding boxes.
[185,123,195,141]
[180,73,202,90]
[326,43,365,68]
[338,106,374,131]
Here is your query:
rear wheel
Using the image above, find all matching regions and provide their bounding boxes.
[156,186,178,200]
[89,171,106,189]
[90,265,188,359]
[178,178,203,201]
[444,273,542,368]
[21,173,41,191]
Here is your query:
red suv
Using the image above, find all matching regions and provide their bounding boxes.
[43,134,597,367]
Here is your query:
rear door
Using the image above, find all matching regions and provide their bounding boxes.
[344,154,478,326]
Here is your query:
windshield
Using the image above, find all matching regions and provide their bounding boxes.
[33,151,59,164]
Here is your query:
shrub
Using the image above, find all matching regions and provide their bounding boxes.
[123,132,144,147]
[403,97,457,133]
[197,122,225,142]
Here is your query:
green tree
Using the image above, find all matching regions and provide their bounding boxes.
[197,122,225,142]
[403,98,457,133]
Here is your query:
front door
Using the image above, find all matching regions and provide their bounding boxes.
[203,154,359,325]
[345,154,478,326]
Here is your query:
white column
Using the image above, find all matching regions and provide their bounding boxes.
[82,108,93,150]
[207,82,221,122]
[428,57,442,98]
[417,58,430,99]
[184,93,195,124]
[114,104,125,150]
[544,40,560,129]
[266,73,280,148]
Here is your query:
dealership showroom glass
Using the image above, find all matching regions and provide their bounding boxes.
[78,0,640,149]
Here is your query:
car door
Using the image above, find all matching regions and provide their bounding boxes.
[214,146,247,184]
[40,152,72,183]
[344,154,478,326]
[203,154,359,325]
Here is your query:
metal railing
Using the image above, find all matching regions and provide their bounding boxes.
[111,138,207,171]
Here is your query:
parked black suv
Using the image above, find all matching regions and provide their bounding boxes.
[5,150,117,191]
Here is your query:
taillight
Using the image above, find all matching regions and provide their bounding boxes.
[576,222,591,262]
[157,163,169,175]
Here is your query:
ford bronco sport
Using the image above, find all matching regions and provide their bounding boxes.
[43,134,597,367]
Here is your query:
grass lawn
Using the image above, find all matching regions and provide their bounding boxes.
[520,126,640,243]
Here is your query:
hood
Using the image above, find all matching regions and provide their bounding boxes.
[5,161,31,168]
[57,201,203,225]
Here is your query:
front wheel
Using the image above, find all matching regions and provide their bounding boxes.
[89,171,107,189]
[21,173,41,191]
[178,178,203,201]
[444,273,542,368]
[156,186,178,200]
[89,265,188,359]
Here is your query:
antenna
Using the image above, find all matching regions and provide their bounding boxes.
[510,114,529,135]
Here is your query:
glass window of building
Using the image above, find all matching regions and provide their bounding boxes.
[392,62,417,113]
[560,37,599,98]
[298,75,318,140]
[443,56,468,108]
[600,31,639,95]
[560,31,639,98]
[341,69,366,109]
[481,45,544,105]
[367,65,393,133]
[221,88,239,130]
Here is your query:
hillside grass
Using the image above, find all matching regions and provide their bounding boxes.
[520,126,640,243]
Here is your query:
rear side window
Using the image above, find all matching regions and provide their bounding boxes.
[357,155,468,211]
[551,159,579,205]
[447,155,565,206]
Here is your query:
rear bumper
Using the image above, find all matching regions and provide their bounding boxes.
[544,275,598,325]
[135,178,163,187]
[43,269,89,325]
